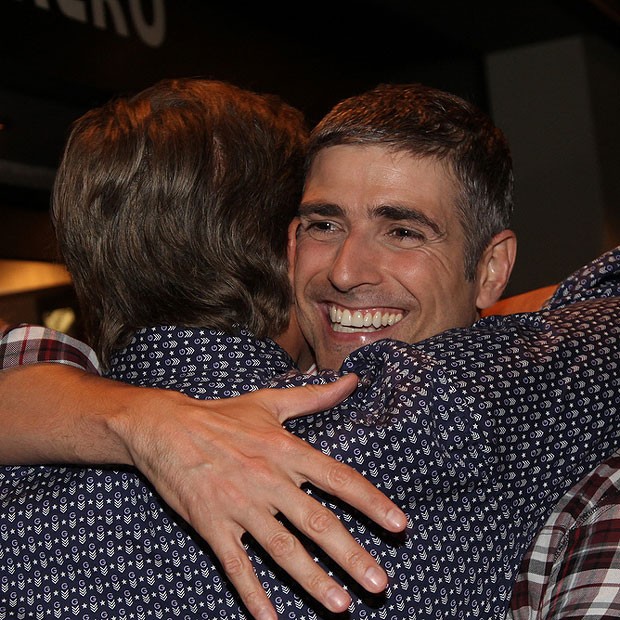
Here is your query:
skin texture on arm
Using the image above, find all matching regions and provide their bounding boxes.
[0,363,406,619]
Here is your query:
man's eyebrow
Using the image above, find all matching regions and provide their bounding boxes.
[373,204,444,237]
[297,202,344,218]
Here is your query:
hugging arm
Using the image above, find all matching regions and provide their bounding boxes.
[0,326,406,619]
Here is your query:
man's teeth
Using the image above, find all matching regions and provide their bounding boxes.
[329,306,403,332]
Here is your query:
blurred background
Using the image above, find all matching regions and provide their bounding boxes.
[0,0,619,333]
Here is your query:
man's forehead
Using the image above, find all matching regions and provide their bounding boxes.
[302,144,458,222]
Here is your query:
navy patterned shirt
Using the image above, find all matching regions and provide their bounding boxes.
[2,247,620,619]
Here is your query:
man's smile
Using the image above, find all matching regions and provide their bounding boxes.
[292,144,486,370]
[328,304,404,333]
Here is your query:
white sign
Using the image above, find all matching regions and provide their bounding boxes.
[32,0,167,48]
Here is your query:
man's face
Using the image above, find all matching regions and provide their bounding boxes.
[289,144,484,370]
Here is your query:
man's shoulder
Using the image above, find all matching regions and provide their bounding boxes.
[107,325,297,397]
[546,245,620,309]
[0,323,101,373]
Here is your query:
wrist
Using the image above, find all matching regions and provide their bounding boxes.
[99,382,190,468]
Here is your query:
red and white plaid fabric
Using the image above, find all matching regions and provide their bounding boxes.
[0,323,100,373]
[510,451,620,619]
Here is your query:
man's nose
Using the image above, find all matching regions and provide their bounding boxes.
[327,234,382,293]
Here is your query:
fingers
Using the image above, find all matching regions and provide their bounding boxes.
[230,478,388,607]
[246,513,354,613]
[216,431,396,603]
[277,490,390,594]
[232,381,407,536]
[270,374,359,423]
[276,433,406,535]
[195,482,357,616]
[310,455,407,533]
[208,534,279,620]
[263,380,408,533]
[253,377,407,532]
[209,521,353,619]
[121,386,407,616]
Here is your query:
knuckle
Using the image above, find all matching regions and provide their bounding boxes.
[325,460,356,490]
[307,571,329,594]
[306,506,336,535]
[343,548,365,571]
[270,431,299,456]
[240,588,268,611]
[220,552,247,578]
[265,530,297,558]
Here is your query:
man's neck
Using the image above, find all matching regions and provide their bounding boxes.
[273,311,315,371]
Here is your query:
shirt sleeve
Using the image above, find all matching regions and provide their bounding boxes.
[0,323,101,374]
[510,450,620,619]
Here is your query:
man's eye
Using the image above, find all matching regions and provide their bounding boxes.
[303,220,340,240]
[387,227,426,247]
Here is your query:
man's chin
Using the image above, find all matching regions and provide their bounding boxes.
[317,330,394,369]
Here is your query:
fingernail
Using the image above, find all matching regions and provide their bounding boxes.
[386,507,407,530]
[365,565,387,590]
[255,608,277,620]
[326,586,350,611]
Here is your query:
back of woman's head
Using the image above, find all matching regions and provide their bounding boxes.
[52,78,308,367]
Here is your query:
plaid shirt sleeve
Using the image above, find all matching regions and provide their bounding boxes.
[0,323,101,374]
[510,450,620,619]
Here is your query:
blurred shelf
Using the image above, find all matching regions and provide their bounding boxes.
[0,258,70,296]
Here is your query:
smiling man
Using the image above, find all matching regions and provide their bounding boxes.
[292,149,487,367]
[290,83,515,369]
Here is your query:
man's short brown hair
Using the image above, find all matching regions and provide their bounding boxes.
[307,83,513,280]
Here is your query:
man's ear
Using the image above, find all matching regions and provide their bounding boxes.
[475,229,517,310]
[287,218,301,283]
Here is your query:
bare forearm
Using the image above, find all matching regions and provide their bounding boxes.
[0,363,149,465]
